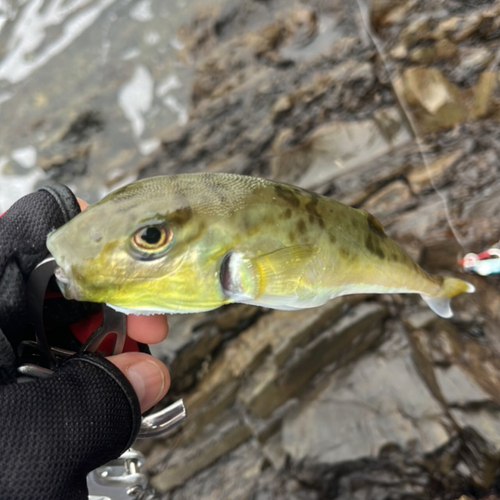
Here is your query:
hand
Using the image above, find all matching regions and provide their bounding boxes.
[0,185,171,500]
[108,314,170,412]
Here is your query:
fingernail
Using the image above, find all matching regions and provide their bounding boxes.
[126,360,165,412]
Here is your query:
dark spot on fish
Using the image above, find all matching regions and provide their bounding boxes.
[339,247,350,259]
[304,193,326,228]
[329,232,337,244]
[262,213,275,226]
[288,230,296,243]
[365,234,385,260]
[242,214,253,231]
[170,206,193,225]
[274,185,300,207]
[297,219,306,235]
[283,208,292,219]
[367,213,386,238]
[305,194,320,216]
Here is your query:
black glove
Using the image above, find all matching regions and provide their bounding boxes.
[0,186,141,500]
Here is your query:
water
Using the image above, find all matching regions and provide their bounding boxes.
[0,0,219,211]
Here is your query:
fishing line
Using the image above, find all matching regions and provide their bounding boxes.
[354,0,467,251]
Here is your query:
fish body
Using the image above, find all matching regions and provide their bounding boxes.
[47,173,474,317]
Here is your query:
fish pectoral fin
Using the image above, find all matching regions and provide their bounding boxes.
[252,245,318,297]
[220,245,318,304]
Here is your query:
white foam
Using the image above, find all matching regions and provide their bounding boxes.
[118,64,154,137]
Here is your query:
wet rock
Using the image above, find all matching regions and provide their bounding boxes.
[410,46,437,65]
[150,408,252,492]
[369,0,413,32]
[272,95,294,117]
[238,302,387,418]
[61,110,104,143]
[462,182,500,221]
[386,194,447,260]
[39,143,91,184]
[186,299,349,414]
[290,108,411,190]
[282,341,450,465]
[161,441,265,500]
[454,48,494,83]
[400,16,434,47]
[471,71,498,119]
[407,150,461,194]
[401,67,468,133]
[435,39,459,61]
[362,179,414,223]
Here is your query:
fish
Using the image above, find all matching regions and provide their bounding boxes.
[46,172,475,318]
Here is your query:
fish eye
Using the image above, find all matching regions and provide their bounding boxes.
[131,225,173,258]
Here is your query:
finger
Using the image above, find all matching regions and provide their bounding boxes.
[108,352,170,412]
[77,198,88,211]
[126,314,169,344]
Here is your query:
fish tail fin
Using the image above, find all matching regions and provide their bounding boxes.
[421,277,475,318]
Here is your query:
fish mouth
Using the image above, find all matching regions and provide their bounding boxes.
[53,265,80,300]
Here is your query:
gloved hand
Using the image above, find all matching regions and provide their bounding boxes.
[0,185,170,500]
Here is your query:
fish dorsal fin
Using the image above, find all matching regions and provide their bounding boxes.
[220,246,317,304]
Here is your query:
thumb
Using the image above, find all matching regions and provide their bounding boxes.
[107,352,170,413]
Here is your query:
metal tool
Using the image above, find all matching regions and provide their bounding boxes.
[87,449,158,500]
[19,256,187,439]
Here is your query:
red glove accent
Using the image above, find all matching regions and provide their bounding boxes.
[70,309,141,355]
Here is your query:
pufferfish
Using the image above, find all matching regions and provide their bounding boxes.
[47,173,474,318]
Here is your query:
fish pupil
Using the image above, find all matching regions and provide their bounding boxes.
[141,227,162,244]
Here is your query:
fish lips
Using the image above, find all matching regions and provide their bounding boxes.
[53,264,80,301]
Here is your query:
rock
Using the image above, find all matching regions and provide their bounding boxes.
[150,408,252,492]
[410,46,436,65]
[185,300,346,413]
[161,441,265,500]
[435,39,459,60]
[272,95,293,117]
[462,181,500,221]
[407,151,461,194]
[282,343,450,465]
[388,193,448,241]
[455,48,494,82]
[400,16,433,46]
[435,365,492,407]
[238,302,387,418]
[262,432,287,470]
[390,43,408,59]
[369,0,411,31]
[294,108,411,190]
[401,67,468,133]
[434,17,461,40]
[471,71,497,119]
[117,1,500,498]
[361,180,414,223]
